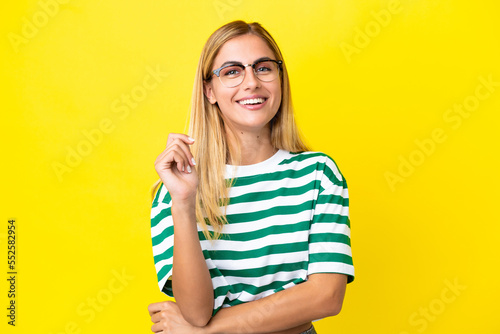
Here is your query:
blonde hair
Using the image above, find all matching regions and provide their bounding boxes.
[152,20,309,240]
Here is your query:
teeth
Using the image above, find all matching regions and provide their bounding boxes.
[238,98,265,105]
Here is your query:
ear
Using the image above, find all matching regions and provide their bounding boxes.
[203,81,217,105]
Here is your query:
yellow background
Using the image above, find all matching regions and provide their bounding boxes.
[1,0,499,333]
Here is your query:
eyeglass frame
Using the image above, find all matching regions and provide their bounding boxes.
[208,59,283,87]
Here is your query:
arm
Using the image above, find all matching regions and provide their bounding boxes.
[171,200,214,326]
[149,273,347,334]
[154,133,214,326]
[205,273,347,334]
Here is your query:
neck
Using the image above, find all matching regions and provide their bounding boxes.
[226,125,277,165]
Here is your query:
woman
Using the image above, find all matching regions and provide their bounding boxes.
[149,20,354,333]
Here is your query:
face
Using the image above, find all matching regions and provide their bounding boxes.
[204,34,282,135]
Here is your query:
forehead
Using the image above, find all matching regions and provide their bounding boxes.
[213,34,276,67]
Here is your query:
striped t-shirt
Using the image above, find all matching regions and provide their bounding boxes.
[151,150,354,314]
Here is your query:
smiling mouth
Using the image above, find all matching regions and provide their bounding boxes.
[237,98,267,105]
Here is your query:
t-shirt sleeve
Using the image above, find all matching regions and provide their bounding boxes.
[308,156,355,283]
[150,183,175,296]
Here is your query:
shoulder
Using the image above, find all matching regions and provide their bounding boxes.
[281,151,345,183]
[280,151,342,174]
[282,150,335,163]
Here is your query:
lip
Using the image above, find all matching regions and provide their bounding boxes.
[236,95,268,110]
[237,98,268,110]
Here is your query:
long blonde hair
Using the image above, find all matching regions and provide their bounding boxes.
[152,20,309,240]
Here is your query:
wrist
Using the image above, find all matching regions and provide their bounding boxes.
[171,200,197,229]
[171,199,196,214]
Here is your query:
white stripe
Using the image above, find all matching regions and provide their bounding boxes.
[310,222,351,236]
[314,203,349,217]
[151,202,170,222]
[212,250,309,271]
[153,184,169,206]
[200,231,308,253]
[225,189,317,217]
[309,242,352,256]
[228,151,331,185]
[152,234,174,256]
[224,287,275,303]
[221,275,305,305]
[211,275,229,290]
[320,183,349,198]
[226,150,291,178]
[308,262,354,276]
[214,295,227,310]
[151,215,173,238]
[324,157,344,182]
[223,269,307,287]
[229,174,318,198]
[209,210,312,234]
[281,280,299,290]
[154,258,172,274]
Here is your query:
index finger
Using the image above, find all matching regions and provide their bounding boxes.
[166,133,195,147]
[148,301,168,316]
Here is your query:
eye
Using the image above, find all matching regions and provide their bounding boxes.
[256,66,271,72]
[221,66,242,77]
[255,61,275,74]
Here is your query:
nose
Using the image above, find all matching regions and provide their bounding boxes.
[241,64,260,89]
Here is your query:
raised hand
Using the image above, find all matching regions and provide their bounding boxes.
[154,133,198,203]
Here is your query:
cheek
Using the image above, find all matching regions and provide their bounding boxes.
[274,79,282,98]
[214,87,236,105]
[272,85,282,106]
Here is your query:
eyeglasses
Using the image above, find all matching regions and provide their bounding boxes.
[210,59,283,88]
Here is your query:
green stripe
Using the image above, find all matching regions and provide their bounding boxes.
[152,224,174,247]
[206,220,310,242]
[229,180,319,205]
[213,278,305,300]
[151,207,172,229]
[226,201,314,224]
[216,261,308,278]
[221,277,306,308]
[309,232,351,245]
[153,245,174,264]
[316,192,349,206]
[232,163,319,187]
[322,161,344,187]
[224,298,245,308]
[207,242,308,260]
[278,152,326,165]
[162,191,172,204]
[152,183,164,208]
[313,213,350,226]
[156,262,173,282]
[309,252,353,266]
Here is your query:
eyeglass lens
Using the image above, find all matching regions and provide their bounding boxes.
[219,61,279,87]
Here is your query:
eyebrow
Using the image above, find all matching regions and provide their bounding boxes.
[219,57,273,68]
